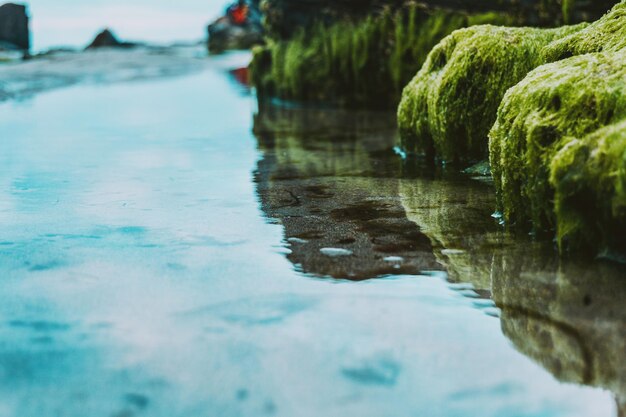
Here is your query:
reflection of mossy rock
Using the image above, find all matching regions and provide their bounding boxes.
[493,257,626,404]
[252,105,442,279]
[398,176,505,290]
[490,49,626,251]
[397,24,583,162]
[400,159,626,402]
[502,311,589,383]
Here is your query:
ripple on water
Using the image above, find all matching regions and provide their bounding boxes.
[341,357,401,387]
[179,295,318,327]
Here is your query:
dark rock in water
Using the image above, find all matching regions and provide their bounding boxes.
[0,3,29,51]
[207,1,264,53]
[86,29,135,49]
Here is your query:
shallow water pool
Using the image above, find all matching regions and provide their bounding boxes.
[0,52,623,417]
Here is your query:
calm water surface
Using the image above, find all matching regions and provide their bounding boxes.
[0,52,623,416]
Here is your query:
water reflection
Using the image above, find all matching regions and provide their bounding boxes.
[400,178,626,414]
[253,104,442,279]
[400,166,626,417]
[253,102,626,414]
[493,255,626,416]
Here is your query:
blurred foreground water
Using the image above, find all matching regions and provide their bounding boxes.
[0,50,623,417]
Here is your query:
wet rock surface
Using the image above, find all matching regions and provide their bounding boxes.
[0,3,29,51]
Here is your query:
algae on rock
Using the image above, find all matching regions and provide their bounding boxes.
[397,1,626,255]
[550,120,626,254]
[397,24,585,162]
[543,1,626,60]
[251,6,508,108]
[398,1,626,163]
[489,50,626,251]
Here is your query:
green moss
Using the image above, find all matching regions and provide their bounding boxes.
[550,120,626,254]
[486,2,626,253]
[397,24,584,162]
[254,12,398,105]
[251,6,505,108]
[489,50,626,245]
[544,1,626,59]
[397,1,626,254]
[399,1,626,163]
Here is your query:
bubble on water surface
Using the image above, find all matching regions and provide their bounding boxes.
[383,256,404,263]
[320,248,353,257]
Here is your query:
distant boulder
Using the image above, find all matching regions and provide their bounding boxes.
[0,3,29,51]
[208,1,264,53]
[86,29,135,49]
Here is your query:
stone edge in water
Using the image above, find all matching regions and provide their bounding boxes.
[399,1,626,256]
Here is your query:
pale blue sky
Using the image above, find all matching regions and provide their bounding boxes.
[25,0,229,51]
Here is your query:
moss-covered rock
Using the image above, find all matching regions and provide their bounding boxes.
[550,121,626,254]
[543,0,626,60]
[397,24,584,162]
[399,1,626,163]
[398,1,626,255]
[251,6,510,108]
[489,50,626,250]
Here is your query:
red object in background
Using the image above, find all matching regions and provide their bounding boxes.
[230,5,249,25]
[230,67,250,87]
